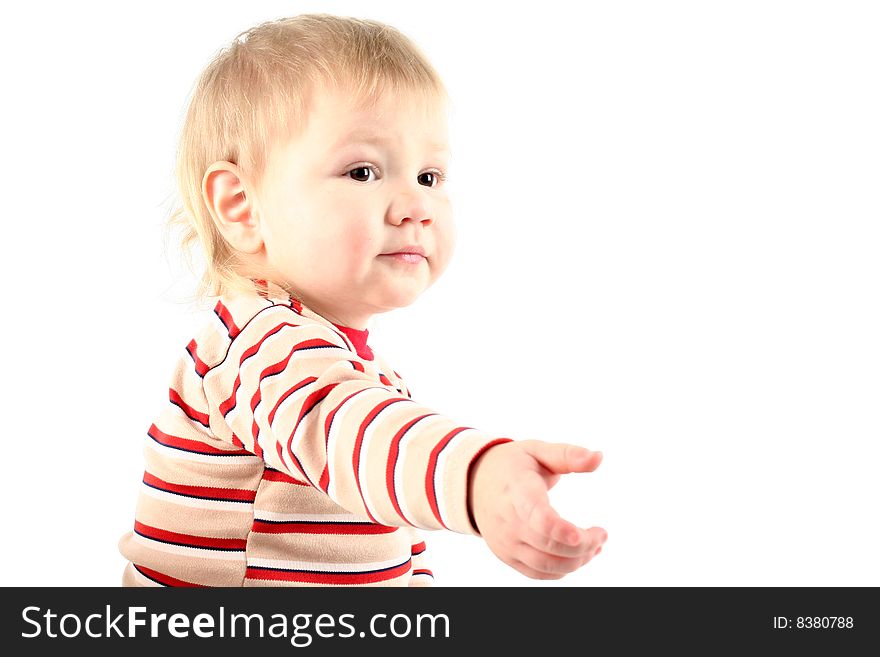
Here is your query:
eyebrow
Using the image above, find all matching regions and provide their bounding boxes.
[334,132,451,154]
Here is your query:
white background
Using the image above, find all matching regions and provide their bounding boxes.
[1,0,877,587]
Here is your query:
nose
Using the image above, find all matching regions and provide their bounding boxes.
[387,186,433,226]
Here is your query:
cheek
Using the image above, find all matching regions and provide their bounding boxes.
[320,215,379,269]
[435,203,456,265]
[329,204,382,261]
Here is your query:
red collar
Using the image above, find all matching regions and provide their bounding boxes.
[331,323,374,361]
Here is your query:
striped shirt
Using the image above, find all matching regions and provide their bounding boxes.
[118,280,511,586]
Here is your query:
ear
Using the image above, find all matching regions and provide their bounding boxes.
[202,161,264,254]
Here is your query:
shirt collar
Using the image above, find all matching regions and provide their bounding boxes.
[331,323,374,361]
[249,279,374,361]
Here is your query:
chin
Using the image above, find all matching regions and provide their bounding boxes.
[379,287,423,310]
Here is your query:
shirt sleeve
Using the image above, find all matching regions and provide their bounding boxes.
[201,304,511,536]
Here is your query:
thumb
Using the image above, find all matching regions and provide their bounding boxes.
[524,441,603,475]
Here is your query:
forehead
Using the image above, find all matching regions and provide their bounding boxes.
[302,84,449,151]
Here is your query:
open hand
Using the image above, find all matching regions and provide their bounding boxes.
[468,440,606,580]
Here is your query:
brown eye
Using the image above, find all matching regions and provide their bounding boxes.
[349,166,374,182]
[418,172,436,187]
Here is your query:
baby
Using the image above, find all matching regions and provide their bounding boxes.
[118,13,607,587]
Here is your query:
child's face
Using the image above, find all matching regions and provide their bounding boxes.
[254,85,454,328]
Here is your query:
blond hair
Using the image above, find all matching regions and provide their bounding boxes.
[167,13,449,298]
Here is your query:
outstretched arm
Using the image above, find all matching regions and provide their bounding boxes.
[202,304,510,535]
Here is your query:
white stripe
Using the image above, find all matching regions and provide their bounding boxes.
[434,428,483,527]
[132,533,247,561]
[142,483,253,513]
[212,306,236,338]
[207,315,229,343]
[262,375,317,444]
[357,400,411,522]
[394,414,446,525]
[248,554,409,573]
[227,327,346,477]
[204,320,341,403]
[252,374,317,481]
[247,322,348,366]
[326,387,387,503]
[146,435,262,465]
[224,405,241,435]
[254,510,372,523]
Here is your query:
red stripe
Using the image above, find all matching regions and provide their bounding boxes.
[379,373,392,386]
[267,376,317,425]
[133,564,205,588]
[168,388,210,426]
[251,520,398,535]
[424,427,474,528]
[319,387,383,492]
[411,541,427,556]
[386,413,436,525]
[219,376,241,417]
[435,438,515,527]
[143,471,256,503]
[262,469,309,485]
[219,324,302,417]
[245,560,411,585]
[134,521,247,551]
[297,383,338,422]
[352,398,408,523]
[274,441,308,482]
[148,424,252,457]
[251,416,261,456]
[219,326,335,418]
[412,569,433,577]
[254,279,268,298]
[186,339,210,377]
[350,360,365,373]
[230,430,261,459]
[274,441,302,480]
[249,383,263,457]
[215,300,240,339]
[283,383,339,484]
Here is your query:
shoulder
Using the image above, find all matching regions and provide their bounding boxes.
[190,293,351,373]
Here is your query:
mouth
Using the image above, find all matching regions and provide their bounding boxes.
[380,253,426,265]
[380,244,427,264]
[382,245,426,257]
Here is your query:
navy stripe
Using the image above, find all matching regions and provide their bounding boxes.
[247,558,411,576]
[169,397,210,428]
[147,428,251,458]
[132,564,167,587]
[133,528,245,553]
[221,345,341,421]
[142,480,253,504]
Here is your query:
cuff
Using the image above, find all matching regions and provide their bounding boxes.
[434,431,513,536]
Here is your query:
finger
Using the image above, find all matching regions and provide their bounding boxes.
[514,544,598,578]
[511,471,581,545]
[509,557,565,581]
[524,441,603,476]
[508,536,607,580]
[520,523,608,558]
